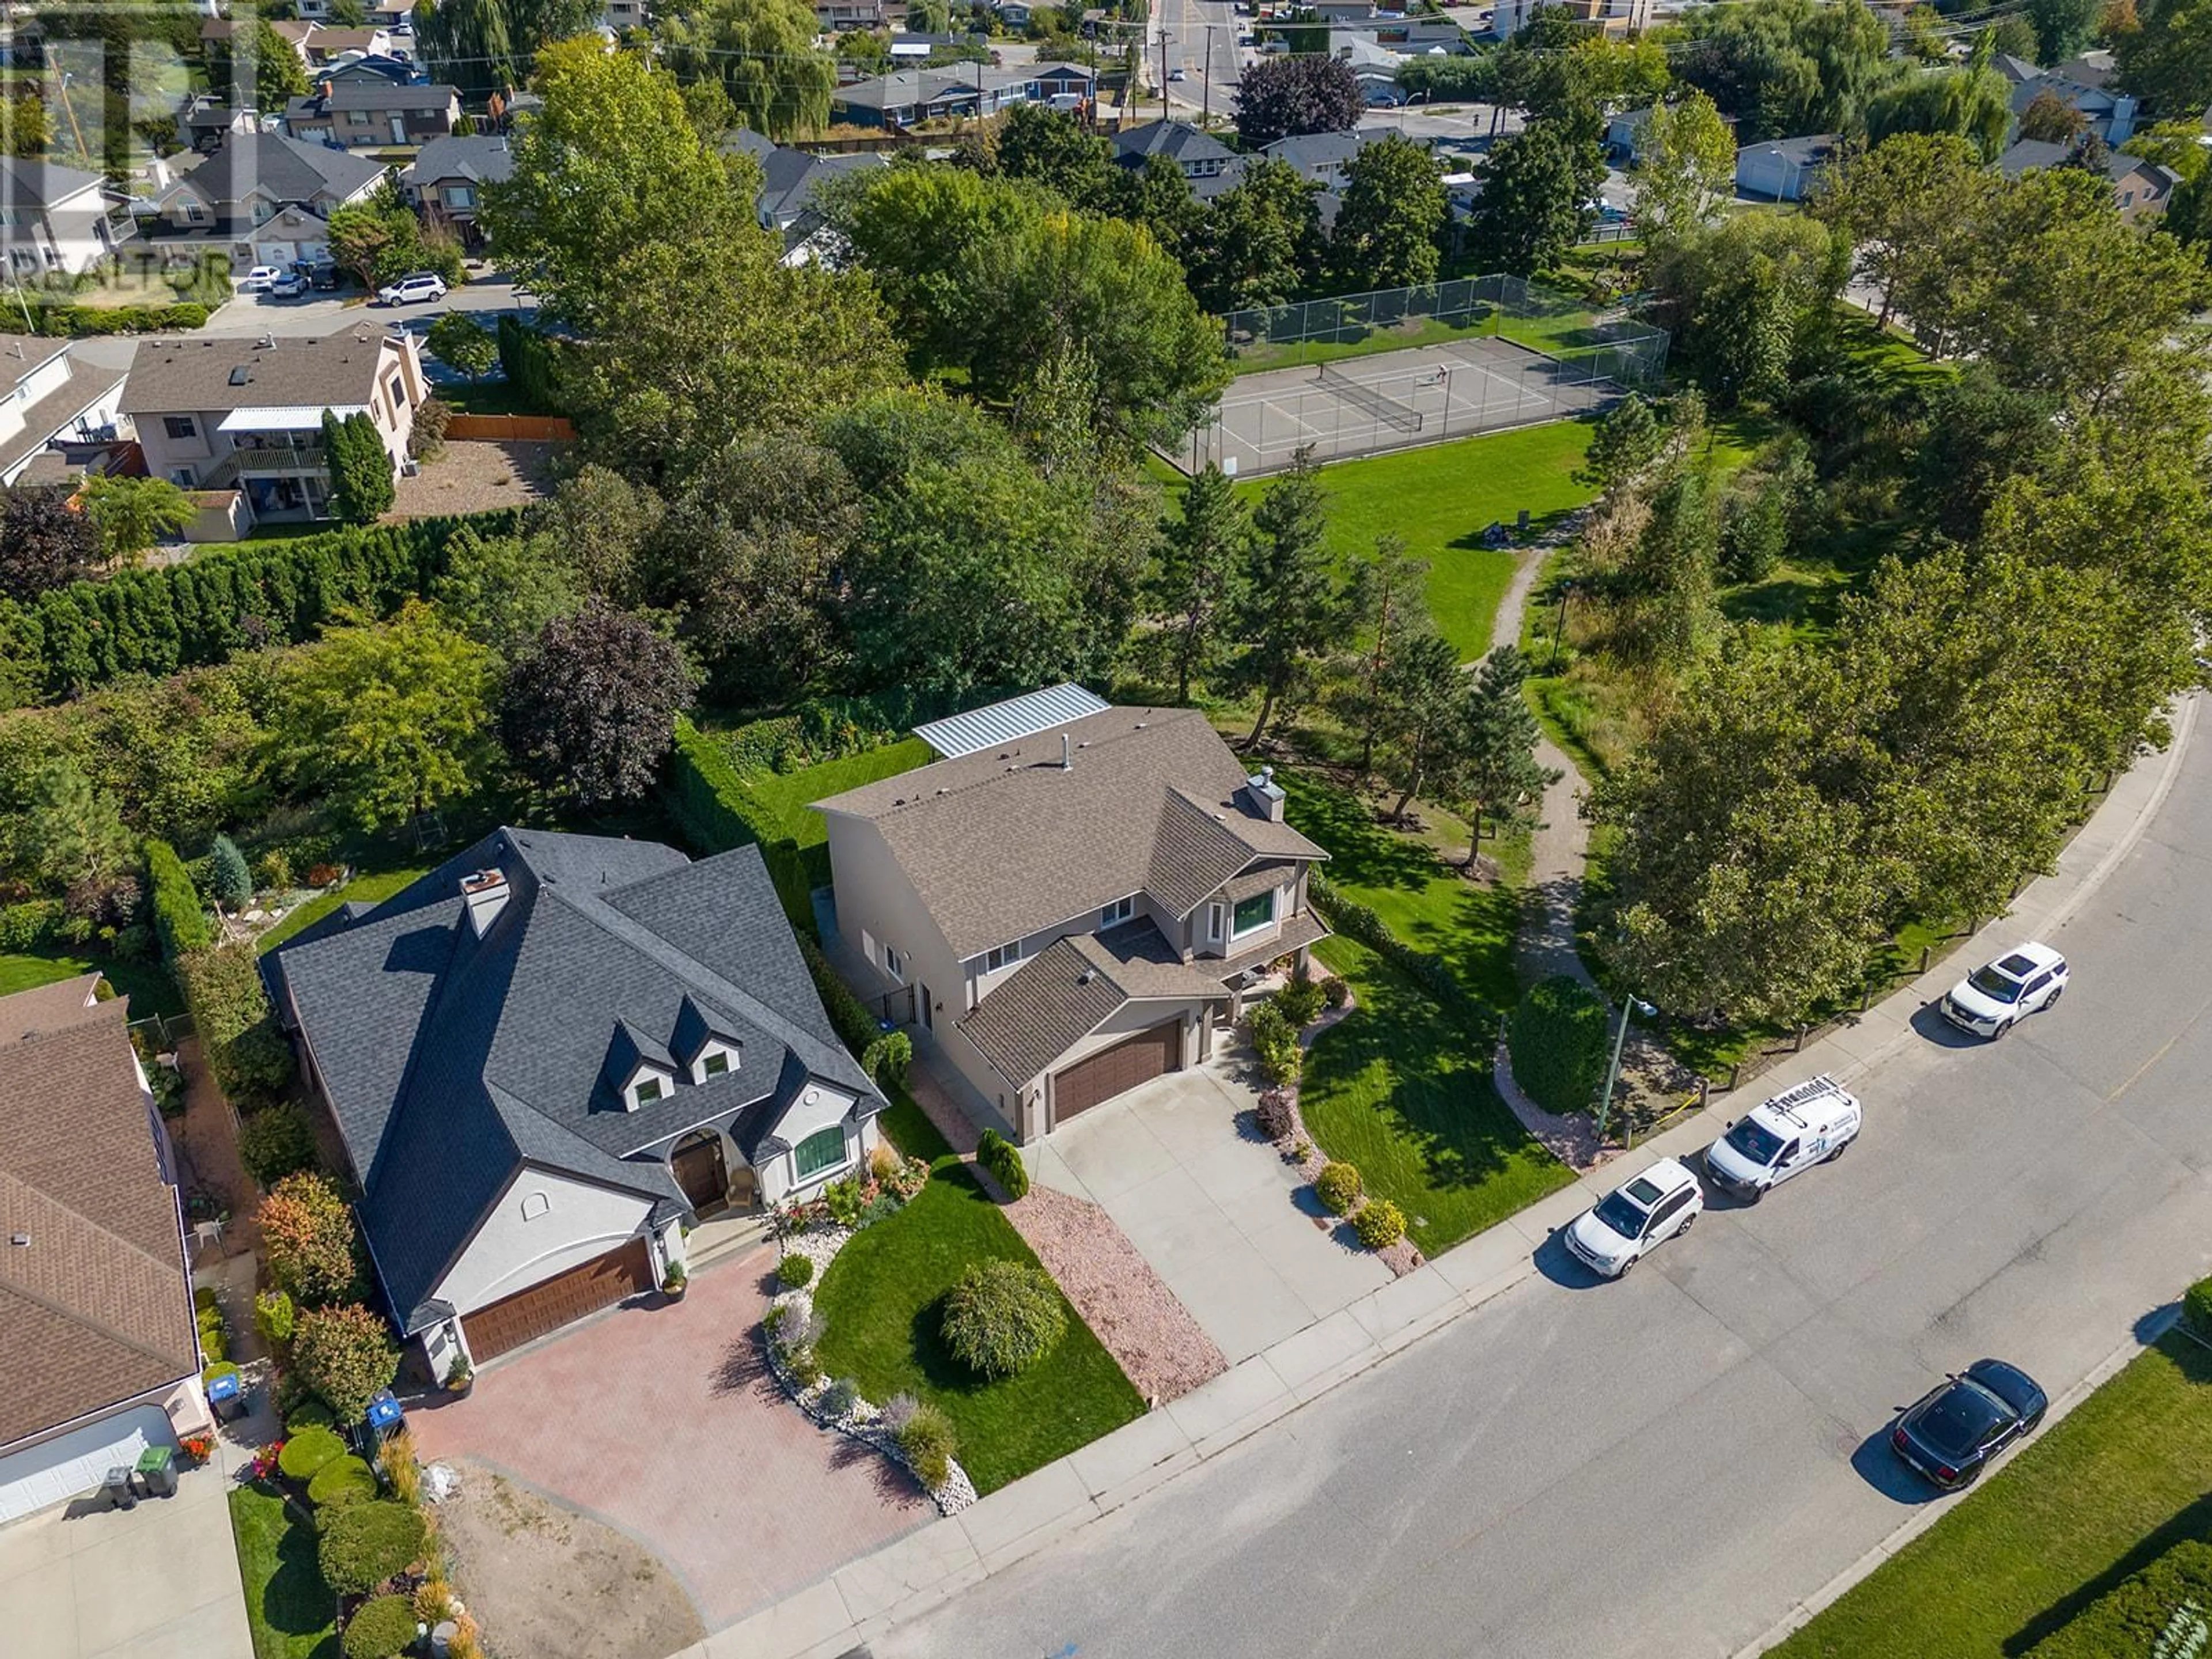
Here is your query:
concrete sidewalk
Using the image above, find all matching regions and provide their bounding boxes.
[687,696,2198,1659]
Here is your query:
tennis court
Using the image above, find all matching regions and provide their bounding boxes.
[1178,334,1625,477]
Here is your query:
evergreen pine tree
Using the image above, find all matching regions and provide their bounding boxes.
[1460,645,1559,863]
[209,835,253,909]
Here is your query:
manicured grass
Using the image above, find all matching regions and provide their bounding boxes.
[434,377,555,418]
[0,950,181,1019]
[1229,309,1497,374]
[1302,935,1574,1255]
[810,1168,1146,1494]
[1776,1332,2212,1659]
[254,865,431,956]
[744,738,935,851]
[875,1080,955,1166]
[228,1482,339,1659]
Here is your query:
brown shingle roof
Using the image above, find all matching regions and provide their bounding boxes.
[120,329,402,416]
[953,922,1221,1087]
[0,999,197,1447]
[0,972,100,1044]
[815,707,1328,957]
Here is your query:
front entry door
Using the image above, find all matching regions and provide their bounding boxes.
[671,1132,728,1214]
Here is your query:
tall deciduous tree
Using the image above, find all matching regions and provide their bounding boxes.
[992,101,1123,210]
[1150,464,1252,702]
[427,312,497,381]
[1332,131,1448,289]
[661,0,836,139]
[1464,120,1592,276]
[1234,450,1342,749]
[2017,85,2090,142]
[77,476,193,569]
[207,18,310,111]
[1809,132,1988,331]
[1863,66,2012,161]
[1675,0,1900,141]
[500,600,698,805]
[1648,211,1847,405]
[412,0,516,101]
[1231,54,1363,149]
[1632,92,1738,247]
[1459,644,1556,858]
[2113,0,2212,114]
[431,529,582,657]
[1192,156,1323,313]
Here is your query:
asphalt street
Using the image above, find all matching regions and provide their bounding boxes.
[877,714,2212,1659]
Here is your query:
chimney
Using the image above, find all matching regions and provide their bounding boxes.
[1061,732,1072,771]
[460,868,509,937]
[1240,765,1286,823]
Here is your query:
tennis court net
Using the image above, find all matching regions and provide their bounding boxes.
[1315,361,1424,433]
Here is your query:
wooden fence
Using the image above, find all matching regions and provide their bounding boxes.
[444,413,575,441]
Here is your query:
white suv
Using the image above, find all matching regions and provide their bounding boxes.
[1703,1074,1861,1200]
[378,272,448,306]
[1940,942,2068,1040]
[1563,1158,1703,1278]
[236,265,284,293]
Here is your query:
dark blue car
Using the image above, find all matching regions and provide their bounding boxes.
[1891,1359,2047,1490]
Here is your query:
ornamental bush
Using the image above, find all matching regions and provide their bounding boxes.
[209,834,252,908]
[291,1302,399,1421]
[340,1593,421,1659]
[2025,1540,2212,1658]
[2184,1275,2212,1340]
[307,1453,378,1509]
[259,1173,359,1305]
[255,1288,296,1347]
[1255,1088,1297,1142]
[317,1499,430,1596]
[1355,1198,1407,1250]
[975,1127,1029,1200]
[276,1423,346,1482]
[1315,1162,1362,1215]
[1247,999,1301,1086]
[1507,976,1613,1117]
[1275,968,1327,1028]
[237,1103,319,1188]
[941,1259,1066,1378]
[778,1253,814,1289]
[861,1028,912,1085]
[894,1401,957,1487]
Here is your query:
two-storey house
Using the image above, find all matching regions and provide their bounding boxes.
[399,134,514,246]
[815,689,1330,1142]
[1111,119,1247,202]
[120,328,426,528]
[0,157,122,278]
[142,132,385,268]
[285,78,461,148]
[0,336,124,484]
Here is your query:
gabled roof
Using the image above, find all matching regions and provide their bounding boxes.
[814,705,1328,957]
[0,993,198,1448]
[1993,52,2044,84]
[120,328,403,416]
[177,131,385,210]
[757,147,888,226]
[955,922,1222,1086]
[271,830,879,1329]
[1261,128,1377,172]
[403,134,516,188]
[0,156,108,211]
[1113,118,1237,167]
[289,79,458,115]
[1997,137,2072,177]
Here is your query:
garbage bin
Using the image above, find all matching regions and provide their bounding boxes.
[135,1446,176,1498]
[101,1467,135,1510]
[206,1369,243,1422]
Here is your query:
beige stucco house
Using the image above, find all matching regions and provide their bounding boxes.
[815,688,1330,1143]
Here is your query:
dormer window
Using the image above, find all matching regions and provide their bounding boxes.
[627,1070,668,1109]
[691,1040,738,1084]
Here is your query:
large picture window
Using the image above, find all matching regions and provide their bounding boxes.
[1231,889,1277,938]
[793,1125,848,1181]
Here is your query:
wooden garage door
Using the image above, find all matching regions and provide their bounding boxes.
[464,1238,654,1362]
[1053,1020,1179,1124]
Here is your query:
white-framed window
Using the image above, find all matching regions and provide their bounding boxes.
[883,941,904,980]
[692,1041,738,1083]
[447,184,474,208]
[1207,902,1225,944]
[984,941,1022,972]
[1100,895,1135,927]
[1230,888,1277,939]
[164,415,196,440]
[634,1076,665,1104]
[792,1124,849,1182]
[701,1050,732,1077]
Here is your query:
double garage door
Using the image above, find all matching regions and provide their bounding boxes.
[0,1403,175,1524]
[1052,1019,1181,1125]
[464,1238,655,1362]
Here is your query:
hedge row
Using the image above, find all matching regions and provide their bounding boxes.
[1307,872,1482,1018]
[31,301,209,337]
[0,509,524,704]
[146,838,214,962]
[2028,1540,2212,1658]
[661,714,815,928]
[800,932,878,1057]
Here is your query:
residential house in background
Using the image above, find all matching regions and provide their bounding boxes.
[1112,119,1246,200]
[177,95,260,154]
[264,830,884,1378]
[285,78,460,148]
[829,63,1040,128]
[0,975,209,1524]
[1999,50,2138,144]
[1605,104,1654,162]
[1261,127,1388,187]
[0,336,125,484]
[121,328,427,529]
[741,136,889,261]
[815,690,1331,1143]
[141,132,384,267]
[270,20,405,67]
[0,157,122,277]
[1998,136,2177,219]
[400,134,515,247]
[817,0,888,32]
[1734,133,1839,201]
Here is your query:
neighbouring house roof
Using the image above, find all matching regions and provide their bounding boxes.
[176,131,385,211]
[723,127,779,160]
[288,80,458,117]
[0,334,71,387]
[831,63,1036,111]
[120,329,402,416]
[814,704,1328,958]
[0,156,107,210]
[955,922,1222,1086]
[757,147,888,228]
[268,830,880,1331]
[1997,137,2073,176]
[0,990,198,1449]
[1259,128,1383,175]
[1738,133,1839,170]
[1993,51,2044,84]
[402,134,515,189]
[0,347,124,481]
[2055,48,2116,88]
[914,682,1110,757]
[1113,118,1237,168]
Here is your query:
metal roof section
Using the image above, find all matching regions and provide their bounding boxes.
[913,683,1112,759]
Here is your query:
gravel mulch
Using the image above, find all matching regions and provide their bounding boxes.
[1001,1183,1226,1407]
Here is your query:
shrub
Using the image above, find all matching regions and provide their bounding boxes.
[276,1423,347,1482]
[880,1390,919,1433]
[1507,976,1613,1117]
[824,1175,865,1227]
[255,1288,296,1347]
[202,1359,242,1393]
[1324,975,1351,1009]
[317,1500,430,1596]
[2185,1275,2212,1340]
[409,394,452,461]
[209,834,252,907]
[1315,1162,1362,1215]
[237,1103,320,1188]
[1275,967,1326,1028]
[145,838,213,960]
[253,847,294,891]
[259,1173,360,1305]
[821,1377,860,1416]
[1247,999,1302,1087]
[941,1259,1066,1378]
[0,899,62,951]
[308,1453,378,1509]
[1355,1198,1407,1250]
[284,1396,335,1432]
[292,1302,399,1421]
[778,1253,815,1289]
[861,1028,912,1085]
[340,1593,421,1659]
[194,1285,228,1363]
[894,1401,957,1487]
[1255,1088,1297,1141]
[380,1427,422,1509]
[975,1127,1029,1199]
[414,1571,457,1624]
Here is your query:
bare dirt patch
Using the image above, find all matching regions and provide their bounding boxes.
[389,440,562,520]
[432,1459,704,1659]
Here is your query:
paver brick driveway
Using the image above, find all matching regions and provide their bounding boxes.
[407,1242,930,1631]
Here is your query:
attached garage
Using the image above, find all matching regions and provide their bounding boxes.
[0,1404,177,1525]
[1052,1019,1181,1124]
[464,1238,654,1362]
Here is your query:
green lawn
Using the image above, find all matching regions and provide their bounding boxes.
[1229,309,1498,374]
[1777,1332,2212,1659]
[1302,935,1574,1254]
[0,950,181,1019]
[810,1166,1146,1493]
[744,738,935,850]
[228,1483,339,1659]
[254,865,431,957]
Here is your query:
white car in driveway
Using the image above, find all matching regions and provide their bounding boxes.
[1939,942,2069,1040]
[1563,1158,1703,1278]
[265,270,308,299]
[377,272,448,306]
[236,265,284,293]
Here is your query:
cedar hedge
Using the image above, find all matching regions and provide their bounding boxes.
[2027,1540,2212,1658]
[317,1499,429,1596]
[339,1593,421,1659]
[0,510,522,704]
[2186,1275,2212,1341]
[799,932,879,1055]
[1506,976,1613,1118]
[145,838,213,961]
[1306,872,1478,1017]
[661,715,815,928]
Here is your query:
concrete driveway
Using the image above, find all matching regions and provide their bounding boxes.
[0,1450,251,1659]
[1029,1055,1391,1362]
[407,1242,931,1633]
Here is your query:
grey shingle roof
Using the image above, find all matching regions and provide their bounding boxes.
[119,329,402,416]
[177,131,385,211]
[272,829,879,1330]
[757,147,888,225]
[289,81,459,115]
[1113,119,1236,167]
[814,706,1329,958]
[0,156,107,211]
[954,921,1219,1086]
[403,134,516,188]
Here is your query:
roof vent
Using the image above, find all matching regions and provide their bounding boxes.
[459,867,509,938]
[1061,733,1072,772]
[8,1233,27,1247]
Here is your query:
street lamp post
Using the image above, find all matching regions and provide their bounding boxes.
[1595,994,1656,1145]
[1551,578,1574,673]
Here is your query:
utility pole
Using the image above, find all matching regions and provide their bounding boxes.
[1595,994,1656,1145]
[1202,27,1211,126]
[1159,29,1171,119]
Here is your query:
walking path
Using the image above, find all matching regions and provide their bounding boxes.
[673,690,2197,1659]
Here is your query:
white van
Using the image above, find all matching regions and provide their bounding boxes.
[1702,1074,1860,1200]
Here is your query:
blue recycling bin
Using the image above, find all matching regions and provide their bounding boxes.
[363,1389,403,1435]
[206,1368,243,1422]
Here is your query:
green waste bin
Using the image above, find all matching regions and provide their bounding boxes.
[135,1445,176,1498]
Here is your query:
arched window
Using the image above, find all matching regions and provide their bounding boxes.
[520,1191,550,1221]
